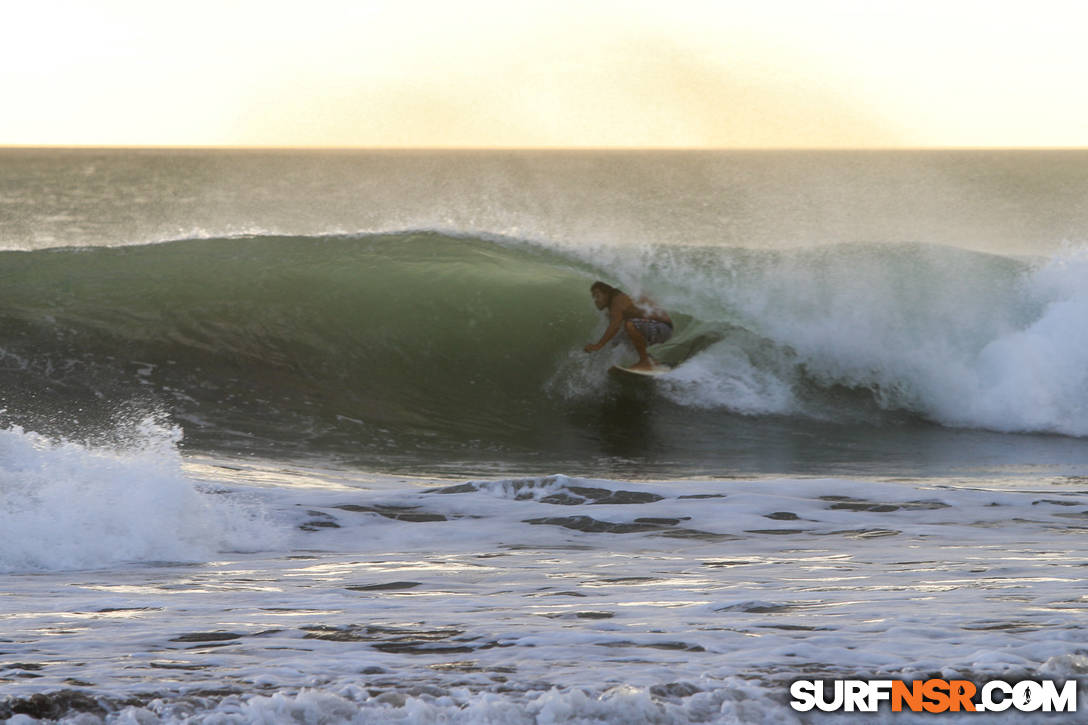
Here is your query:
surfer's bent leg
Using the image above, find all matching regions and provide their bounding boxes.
[626,320,657,370]
[625,319,674,370]
[624,319,654,369]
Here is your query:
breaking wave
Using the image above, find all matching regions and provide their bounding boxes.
[1,232,1085,467]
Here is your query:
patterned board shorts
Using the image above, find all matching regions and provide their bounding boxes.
[627,319,674,346]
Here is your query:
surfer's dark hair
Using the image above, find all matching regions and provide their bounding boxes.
[590,281,622,304]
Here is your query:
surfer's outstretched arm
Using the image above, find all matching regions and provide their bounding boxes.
[584,306,624,353]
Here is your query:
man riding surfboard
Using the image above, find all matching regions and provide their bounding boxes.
[584,281,673,371]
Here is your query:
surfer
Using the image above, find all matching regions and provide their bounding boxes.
[584,281,673,371]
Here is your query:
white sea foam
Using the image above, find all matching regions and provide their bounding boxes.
[0,422,280,573]
[659,346,797,415]
[572,240,1088,436]
[953,247,1088,434]
[113,681,798,724]
[5,466,1086,720]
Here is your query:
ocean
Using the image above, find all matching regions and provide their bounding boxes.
[2,148,1087,723]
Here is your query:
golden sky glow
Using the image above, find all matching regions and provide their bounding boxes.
[4,0,1088,148]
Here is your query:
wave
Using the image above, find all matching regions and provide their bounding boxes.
[0,419,277,573]
[1,232,1086,467]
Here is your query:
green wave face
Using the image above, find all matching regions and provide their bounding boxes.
[0,233,615,458]
[2,232,1081,475]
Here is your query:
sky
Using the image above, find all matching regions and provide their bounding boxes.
[4,0,1087,148]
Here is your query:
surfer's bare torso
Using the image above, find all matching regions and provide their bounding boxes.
[584,283,673,371]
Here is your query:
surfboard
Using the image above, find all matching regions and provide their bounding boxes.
[608,363,673,379]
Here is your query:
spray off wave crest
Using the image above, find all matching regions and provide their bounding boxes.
[1,232,1086,466]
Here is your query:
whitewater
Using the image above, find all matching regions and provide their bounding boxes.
[2,149,1087,723]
